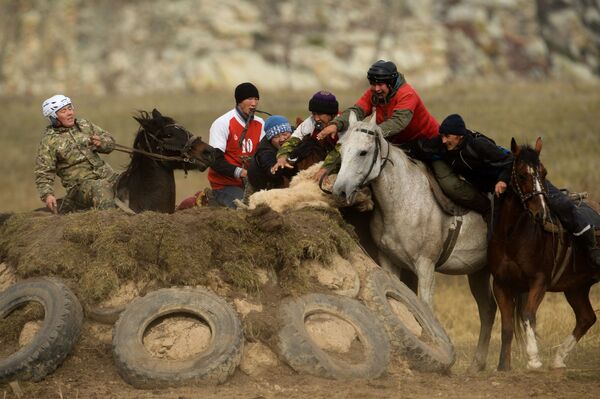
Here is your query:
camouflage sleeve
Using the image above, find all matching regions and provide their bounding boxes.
[34,136,57,201]
[321,143,341,172]
[331,105,367,132]
[90,122,115,153]
[379,109,413,139]
[276,137,302,159]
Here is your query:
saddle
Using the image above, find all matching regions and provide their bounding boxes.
[422,167,470,216]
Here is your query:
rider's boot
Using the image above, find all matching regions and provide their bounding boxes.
[578,227,600,274]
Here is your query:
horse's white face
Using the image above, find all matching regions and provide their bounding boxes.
[333,113,383,205]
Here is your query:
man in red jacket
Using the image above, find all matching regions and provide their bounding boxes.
[315,60,439,180]
[318,60,439,143]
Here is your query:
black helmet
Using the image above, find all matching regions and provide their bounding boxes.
[367,60,399,85]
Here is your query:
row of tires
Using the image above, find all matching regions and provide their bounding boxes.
[0,269,454,388]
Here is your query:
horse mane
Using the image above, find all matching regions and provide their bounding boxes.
[119,111,178,183]
[132,110,176,149]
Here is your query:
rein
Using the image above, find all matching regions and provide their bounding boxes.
[113,124,204,166]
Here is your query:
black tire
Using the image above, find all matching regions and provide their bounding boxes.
[362,268,455,372]
[277,293,390,379]
[112,287,243,389]
[85,303,126,325]
[0,277,83,382]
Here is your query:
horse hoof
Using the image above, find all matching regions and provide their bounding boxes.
[467,363,486,373]
[551,357,567,370]
[526,360,543,370]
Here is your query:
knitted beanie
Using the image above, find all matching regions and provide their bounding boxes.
[439,114,468,136]
[235,82,260,104]
[264,115,292,140]
[308,90,339,115]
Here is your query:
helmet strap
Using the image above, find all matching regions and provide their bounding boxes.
[49,116,60,127]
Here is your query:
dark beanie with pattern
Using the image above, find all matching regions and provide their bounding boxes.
[308,90,339,115]
[235,82,260,104]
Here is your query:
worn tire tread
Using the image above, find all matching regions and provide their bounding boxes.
[0,277,83,382]
[112,287,243,389]
[362,268,455,372]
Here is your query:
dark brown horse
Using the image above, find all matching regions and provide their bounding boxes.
[489,137,598,371]
[115,109,215,213]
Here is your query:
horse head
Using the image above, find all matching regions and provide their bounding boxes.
[510,137,550,222]
[333,111,387,205]
[133,109,215,171]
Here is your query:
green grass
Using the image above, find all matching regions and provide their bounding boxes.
[1,81,599,212]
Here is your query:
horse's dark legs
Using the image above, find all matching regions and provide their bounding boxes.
[466,267,497,372]
[552,286,596,368]
[521,273,547,369]
[493,279,515,371]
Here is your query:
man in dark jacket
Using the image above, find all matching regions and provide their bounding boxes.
[410,113,600,268]
[247,115,294,192]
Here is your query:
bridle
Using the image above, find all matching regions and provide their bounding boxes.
[355,127,393,189]
[113,123,207,167]
[510,159,549,210]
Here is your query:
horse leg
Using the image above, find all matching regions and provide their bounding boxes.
[377,251,419,295]
[466,267,497,372]
[414,258,436,308]
[522,274,546,370]
[377,252,402,281]
[552,286,596,369]
[493,279,515,371]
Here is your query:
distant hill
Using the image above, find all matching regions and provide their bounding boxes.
[0,0,597,95]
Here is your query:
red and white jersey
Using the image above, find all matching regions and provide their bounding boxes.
[208,108,265,190]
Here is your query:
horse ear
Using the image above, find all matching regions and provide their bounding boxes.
[534,136,543,154]
[152,109,162,119]
[510,137,519,154]
[368,111,377,128]
[348,111,358,126]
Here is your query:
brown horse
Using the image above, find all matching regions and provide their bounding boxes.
[488,137,598,371]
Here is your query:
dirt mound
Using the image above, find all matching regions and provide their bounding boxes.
[0,206,356,307]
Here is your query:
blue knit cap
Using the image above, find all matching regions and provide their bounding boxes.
[264,115,291,140]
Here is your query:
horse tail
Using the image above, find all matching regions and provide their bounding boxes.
[513,293,527,351]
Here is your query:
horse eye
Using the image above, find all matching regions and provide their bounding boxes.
[359,150,368,156]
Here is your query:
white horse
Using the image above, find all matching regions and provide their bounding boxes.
[332,113,496,372]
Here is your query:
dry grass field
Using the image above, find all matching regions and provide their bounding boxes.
[1,81,600,397]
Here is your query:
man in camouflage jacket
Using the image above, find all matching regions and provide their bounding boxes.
[35,94,118,213]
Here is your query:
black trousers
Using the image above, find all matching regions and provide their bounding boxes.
[545,180,589,234]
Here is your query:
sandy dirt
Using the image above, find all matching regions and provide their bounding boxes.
[2,323,599,399]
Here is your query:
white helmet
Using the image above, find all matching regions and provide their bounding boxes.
[42,94,72,120]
